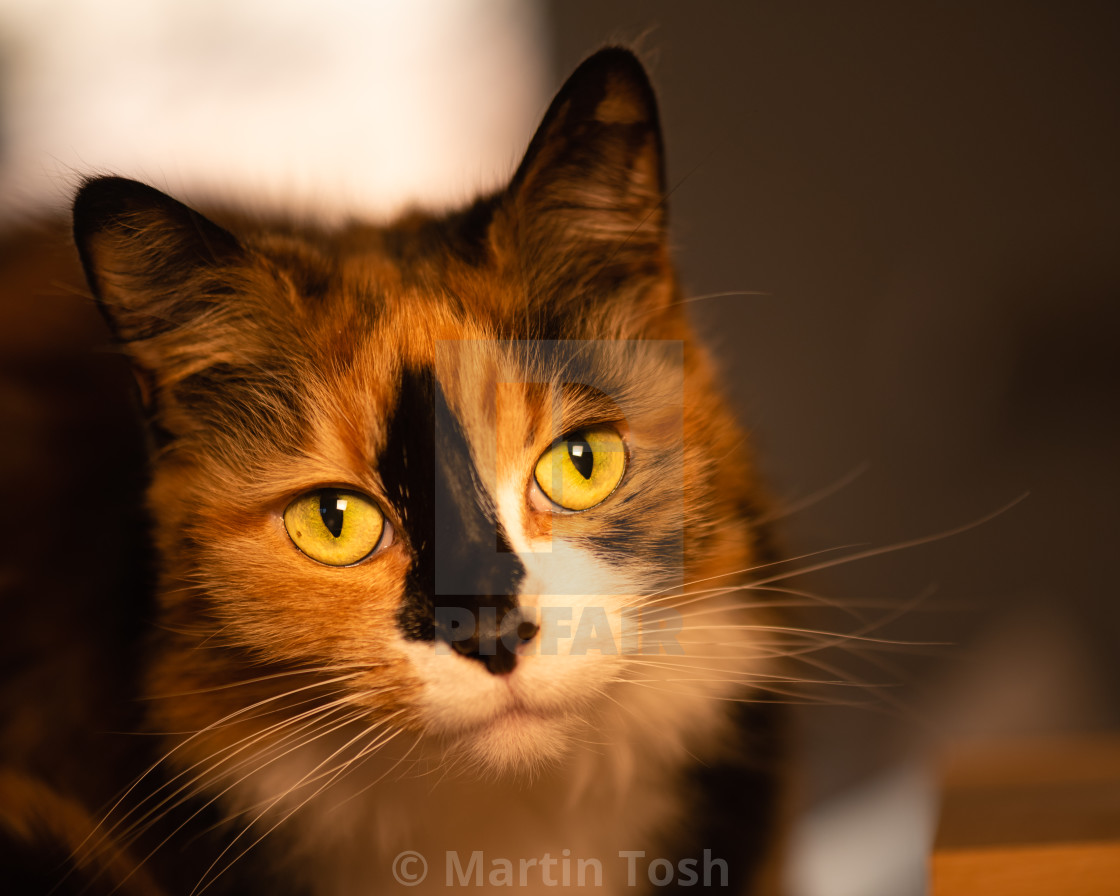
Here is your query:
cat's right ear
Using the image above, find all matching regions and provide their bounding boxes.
[73,176,243,344]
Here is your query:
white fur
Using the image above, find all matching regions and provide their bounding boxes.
[229,641,738,895]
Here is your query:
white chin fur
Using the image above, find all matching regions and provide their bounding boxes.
[397,614,622,779]
[445,710,576,778]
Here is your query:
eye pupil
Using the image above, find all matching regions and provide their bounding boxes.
[568,438,594,479]
[319,488,345,538]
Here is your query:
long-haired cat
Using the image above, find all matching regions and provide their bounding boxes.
[0,49,785,895]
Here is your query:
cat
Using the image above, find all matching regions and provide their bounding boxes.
[0,48,785,895]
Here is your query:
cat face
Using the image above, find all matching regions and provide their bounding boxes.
[74,50,769,779]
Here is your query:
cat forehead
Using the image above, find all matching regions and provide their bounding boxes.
[244,236,504,353]
[325,339,675,464]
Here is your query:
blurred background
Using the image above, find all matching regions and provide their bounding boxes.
[2,2,1118,894]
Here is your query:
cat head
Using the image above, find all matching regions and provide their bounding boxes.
[73,48,765,778]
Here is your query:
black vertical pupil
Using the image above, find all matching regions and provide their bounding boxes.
[319,489,345,538]
[568,436,594,480]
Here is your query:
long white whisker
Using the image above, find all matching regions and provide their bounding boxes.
[746,497,1027,591]
[77,669,369,863]
[106,694,367,854]
[124,705,376,892]
[192,720,409,895]
[752,462,870,526]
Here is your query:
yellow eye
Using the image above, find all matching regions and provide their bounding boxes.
[283,488,385,566]
[533,426,626,511]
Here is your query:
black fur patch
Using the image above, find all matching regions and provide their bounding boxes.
[384,366,526,665]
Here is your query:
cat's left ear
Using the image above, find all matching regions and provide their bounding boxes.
[497,48,671,307]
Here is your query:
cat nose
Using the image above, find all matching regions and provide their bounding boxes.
[445,605,539,676]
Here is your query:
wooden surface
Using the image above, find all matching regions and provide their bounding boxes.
[931,737,1120,895]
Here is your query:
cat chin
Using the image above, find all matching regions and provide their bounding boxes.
[442,710,575,779]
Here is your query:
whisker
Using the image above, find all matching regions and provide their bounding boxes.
[618,677,878,709]
[214,710,406,825]
[633,544,866,606]
[745,497,1028,591]
[673,622,945,648]
[77,670,369,869]
[131,705,389,896]
[192,721,409,895]
[106,695,366,854]
[141,663,371,700]
[125,707,374,887]
[325,729,424,812]
[752,462,870,526]
[620,656,887,688]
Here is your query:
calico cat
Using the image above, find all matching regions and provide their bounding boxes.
[0,49,784,894]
